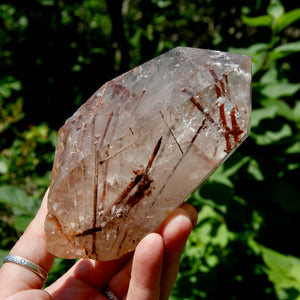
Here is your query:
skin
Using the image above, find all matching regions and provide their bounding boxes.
[0,190,197,300]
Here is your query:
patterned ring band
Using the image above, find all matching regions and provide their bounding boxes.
[3,255,48,281]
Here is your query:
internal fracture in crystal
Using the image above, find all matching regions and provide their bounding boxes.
[45,47,251,261]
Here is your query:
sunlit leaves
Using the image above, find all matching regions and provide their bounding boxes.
[267,0,285,20]
[286,141,300,154]
[252,123,293,145]
[275,8,300,33]
[0,0,299,298]
[0,77,24,134]
[242,0,300,35]
[269,40,300,60]
[247,159,264,181]
[251,106,277,128]
[0,186,38,232]
[261,99,300,123]
[248,241,300,299]
[0,76,22,99]
[151,0,172,8]
[182,0,300,297]
[261,83,300,99]
[0,4,28,31]
[242,15,272,27]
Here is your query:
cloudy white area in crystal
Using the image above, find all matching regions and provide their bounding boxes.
[45,47,251,261]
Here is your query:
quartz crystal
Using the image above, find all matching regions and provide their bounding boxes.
[45,47,251,261]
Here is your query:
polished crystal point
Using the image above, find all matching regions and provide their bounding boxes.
[45,47,251,261]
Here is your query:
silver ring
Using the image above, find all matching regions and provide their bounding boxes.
[103,287,120,300]
[3,255,48,281]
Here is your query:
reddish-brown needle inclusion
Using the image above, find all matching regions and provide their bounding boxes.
[45,47,251,261]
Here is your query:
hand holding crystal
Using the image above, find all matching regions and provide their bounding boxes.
[0,190,197,300]
[0,46,251,299]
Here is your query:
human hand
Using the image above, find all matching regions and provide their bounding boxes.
[0,190,197,300]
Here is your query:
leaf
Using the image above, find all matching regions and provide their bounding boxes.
[251,123,292,145]
[205,254,219,268]
[129,28,143,48]
[261,99,300,123]
[13,215,33,232]
[269,41,300,60]
[261,246,300,288]
[247,236,261,255]
[0,160,8,174]
[251,106,277,128]
[151,0,172,8]
[261,82,300,99]
[260,68,278,85]
[230,43,269,56]
[267,0,285,20]
[212,223,233,248]
[294,101,300,122]
[247,159,264,181]
[241,15,272,27]
[261,99,294,121]
[275,8,300,33]
[39,0,54,6]
[249,242,300,299]
[273,40,300,53]
[287,163,300,171]
[0,185,37,217]
[290,257,300,280]
[0,77,22,99]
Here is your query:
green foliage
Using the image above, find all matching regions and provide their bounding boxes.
[0,119,56,196]
[0,185,39,257]
[0,77,23,134]
[0,0,299,298]
[0,185,38,232]
[172,0,300,298]
[0,74,56,194]
[261,246,300,299]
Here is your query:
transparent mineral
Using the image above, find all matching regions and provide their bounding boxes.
[45,47,251,261]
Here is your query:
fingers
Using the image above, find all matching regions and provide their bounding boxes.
[45,201,196,300]
[47,234,164,300]
[0,185,196,300]
[126,233,164,300]
[46,275,107,300]
[108,202,197,300]
[72,256,130,290]
[46,254,131,295]
[0,190,55,292]
[159,202,197,300]
[105,259,132,298]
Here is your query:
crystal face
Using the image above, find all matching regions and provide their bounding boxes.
[45,47,251,261]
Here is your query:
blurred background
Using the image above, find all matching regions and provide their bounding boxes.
[0,0,300,298]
